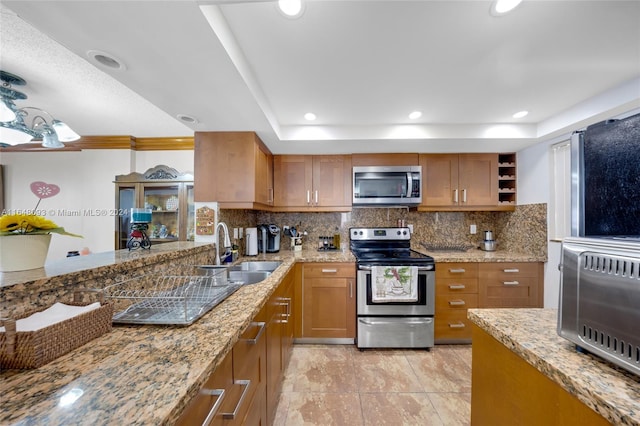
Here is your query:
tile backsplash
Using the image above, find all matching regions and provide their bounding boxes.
[219,203,547,258]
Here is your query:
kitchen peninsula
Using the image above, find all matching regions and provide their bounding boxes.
[469,308,640,425]
[0,242,353,425]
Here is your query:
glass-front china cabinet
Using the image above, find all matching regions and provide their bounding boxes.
[114,165,194,250]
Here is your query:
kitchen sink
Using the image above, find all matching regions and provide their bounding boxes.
[229,261,281,273]
[196,261,280,286]
[228,270,271,285]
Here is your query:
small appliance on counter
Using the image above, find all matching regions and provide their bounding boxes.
[245,227,258,256]
[480,230,497,251]
[558,237,640,377]
[257,224,281,253]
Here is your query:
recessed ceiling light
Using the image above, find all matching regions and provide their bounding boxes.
[177,114,199,124]
[304,112,316,121]
[86,50,127,71]
[409,111,422,120]
[512,110,529,119]
[490,0,523,16]
[278,0,304,18]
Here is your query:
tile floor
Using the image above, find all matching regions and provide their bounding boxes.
[273,344,472,425]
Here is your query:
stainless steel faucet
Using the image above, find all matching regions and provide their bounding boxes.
[214,222,232,265]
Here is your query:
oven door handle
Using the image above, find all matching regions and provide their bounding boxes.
[358,265,434,271]
[359,318,433,326]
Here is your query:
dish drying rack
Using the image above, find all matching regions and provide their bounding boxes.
[104,273,240,326]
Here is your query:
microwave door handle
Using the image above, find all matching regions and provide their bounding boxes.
[406,172,412,198]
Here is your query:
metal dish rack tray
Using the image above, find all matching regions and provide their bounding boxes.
[104,274,241,326]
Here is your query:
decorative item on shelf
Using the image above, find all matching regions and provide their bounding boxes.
[0,70,81,148]
[165,195,178,211]
[0,181,81,272]
[127,208,151,250]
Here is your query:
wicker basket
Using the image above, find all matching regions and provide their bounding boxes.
[0,292,113,369]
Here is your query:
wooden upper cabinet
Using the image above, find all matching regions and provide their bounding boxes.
[274,155,351,211]
[351,153,419,167]
[420,153,501,210]
[273,155,313,207]
[194,131,273,208]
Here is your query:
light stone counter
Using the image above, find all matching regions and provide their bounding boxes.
[0,248,353,425]
[468,308,640,425]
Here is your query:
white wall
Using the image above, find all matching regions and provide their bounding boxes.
[1,149,194,261]
[517,134,569,308]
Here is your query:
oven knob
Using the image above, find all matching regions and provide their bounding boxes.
[396,230,401,235]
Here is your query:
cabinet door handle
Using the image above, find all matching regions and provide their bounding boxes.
[221,380,251,420]
[453,189,459,203]
[200,388,225,426]
[503,281,520,286]
[321,269,338,273]
[240,321,265,345]
[448,284,466,290]
[306,190,311,204]
[349,280,353,298]
[462,189,467,203]
[449,322,466,329]
[269,188,274,203]
[281,297,292,322]
[503,268,520,273]
[448,299,466,306]
[449,268,466,274]
[314,190,318,205]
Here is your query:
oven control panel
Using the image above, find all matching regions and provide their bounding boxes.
[350,227,410,240]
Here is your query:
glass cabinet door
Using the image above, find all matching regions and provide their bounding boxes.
[186,184,195,241]
[143,185,180,243]
[114,166,194,250]
[117,186,136,249]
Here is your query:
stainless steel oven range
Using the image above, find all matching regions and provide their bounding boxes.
[350,227,435,349]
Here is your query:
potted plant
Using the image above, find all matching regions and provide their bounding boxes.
[0,182,81,272]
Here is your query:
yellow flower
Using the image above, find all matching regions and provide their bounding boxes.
[0,213,81,237]
[21,215,59,231]
[0,214,28,232]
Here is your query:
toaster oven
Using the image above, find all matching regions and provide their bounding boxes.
[558,237,640,377]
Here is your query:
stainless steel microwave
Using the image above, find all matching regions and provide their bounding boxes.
[352,166,422,206]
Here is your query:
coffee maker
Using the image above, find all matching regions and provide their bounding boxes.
[257,224,281,253]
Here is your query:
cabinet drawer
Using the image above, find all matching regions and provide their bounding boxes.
[436,278,479,294]
[233,321,266,380]
[436,293,478,311]
[435,310,474,342]
[480,276,538,308]
[436,263,478,279]
[229,321,266,425]
[303,263,355,278]
[176,351,233,426]
[479,262,539,279]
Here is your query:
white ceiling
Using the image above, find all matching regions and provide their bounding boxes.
[1,0,639,154]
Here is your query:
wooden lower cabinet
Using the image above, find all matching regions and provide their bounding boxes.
[301,263,356,339]
[435,262,543,343]
[175,350,233,426]
[435,263,479,343]
[175,319,265,426]
[265,267,295,425]
[478,262,543,308]
[471,324,609,425]
[177,268,295,426]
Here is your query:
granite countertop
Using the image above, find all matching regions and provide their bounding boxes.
[0,241,214,289]
[0,248,353,425]
[468,308,640,426]
[415,246,546,263]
